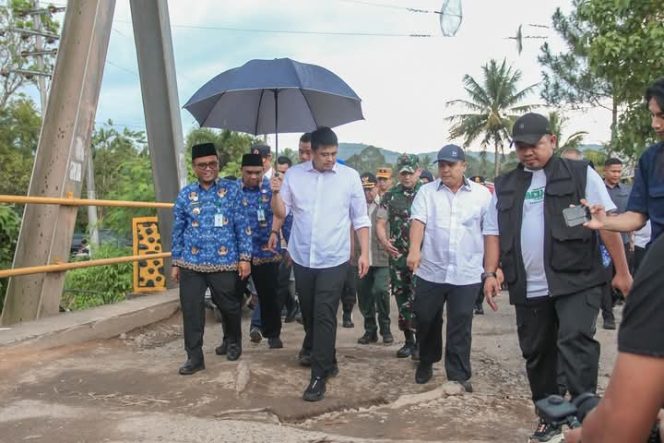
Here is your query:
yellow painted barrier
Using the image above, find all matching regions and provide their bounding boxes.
[0,194,173,209]
[132,217,166,293]
[0,253,171,279]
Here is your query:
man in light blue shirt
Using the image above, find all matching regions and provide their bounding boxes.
[271,126,370,402]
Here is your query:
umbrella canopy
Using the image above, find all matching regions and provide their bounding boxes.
[183,58,364,143]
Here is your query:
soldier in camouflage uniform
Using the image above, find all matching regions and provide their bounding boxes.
[376,153,422,358]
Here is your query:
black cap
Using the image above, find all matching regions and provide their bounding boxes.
[435,144,465,163]
[420,170,434,182]
[192,143,217,160]
[251,144,271,157]
[241,153,263,167]
[360,172,377,189]
[511,113,552,146]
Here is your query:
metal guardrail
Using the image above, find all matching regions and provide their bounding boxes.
[0,194,174,209]
[0,194,173,279]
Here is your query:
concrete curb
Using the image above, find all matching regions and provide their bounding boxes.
[0,289,180,352]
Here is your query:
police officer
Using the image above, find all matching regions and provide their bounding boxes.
[376,153,422,358]
[171,143,252,375]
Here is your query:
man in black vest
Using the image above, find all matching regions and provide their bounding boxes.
[482,113,632,442]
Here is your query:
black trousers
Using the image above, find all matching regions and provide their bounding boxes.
[179,268,240,362]
[341,264,358,313]
[238,262,282,338]
[276,259,295,313]
[515,285,602,403]
[413,277,479,382]
[293,261,349,378]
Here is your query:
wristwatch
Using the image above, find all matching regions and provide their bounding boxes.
[481,271,497,281]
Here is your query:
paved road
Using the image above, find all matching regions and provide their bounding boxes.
[0,294,620,442]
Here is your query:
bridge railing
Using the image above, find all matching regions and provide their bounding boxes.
[0,194,173,282]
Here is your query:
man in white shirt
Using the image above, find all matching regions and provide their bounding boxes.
[482,113,632,442]
[270,126,370,402]
[407,145,491,391]
[251,144,274,180]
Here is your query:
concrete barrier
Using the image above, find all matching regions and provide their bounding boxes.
[0,289,179,352]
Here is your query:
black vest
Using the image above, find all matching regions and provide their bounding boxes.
[494,156,606,305]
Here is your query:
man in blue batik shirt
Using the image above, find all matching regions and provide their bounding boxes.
[237,153,285,349]
[171,143,252,375]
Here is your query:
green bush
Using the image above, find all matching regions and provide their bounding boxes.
[62,244,133,310]
[0,205,20,311]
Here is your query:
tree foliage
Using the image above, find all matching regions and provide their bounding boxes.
[0,205,20,310]
[0,0,60,108]
[0,96,39,196]
[62,244,133,311]
[539,0,664,160]
[548,111,587,152]
[446,58,537,178]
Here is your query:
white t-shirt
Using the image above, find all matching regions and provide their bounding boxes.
[484,166,616,298]
[634,221,652,249]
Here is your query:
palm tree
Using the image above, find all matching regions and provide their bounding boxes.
[548,111,588,151]
[446,59,538,177]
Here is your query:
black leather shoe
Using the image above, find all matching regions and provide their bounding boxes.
[396,341,414,358]
[411,343,420,361]
[357,332,378,345]
[284,303,300,323]
[179,359,205,375]
[382,332,394,344]
[298,349,312,367]
[302,376,326,402]
[474,305,484,315]
[215,339,228,356]
[326,364,339,379]
[603,319,616,330]
[342,312,354,328]
[249,327,262,343]
[457,380,473,393]
[268,337,283,349]
[415,362,432,384]
[226,343,242,361]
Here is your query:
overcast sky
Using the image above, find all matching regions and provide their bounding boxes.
[84,0,613,154]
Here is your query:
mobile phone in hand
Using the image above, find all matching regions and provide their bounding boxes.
[562,205,591,227]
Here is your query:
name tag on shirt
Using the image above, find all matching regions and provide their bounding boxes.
[214,213,224,227]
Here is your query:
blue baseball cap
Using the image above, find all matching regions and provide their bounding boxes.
[434,144,465,163]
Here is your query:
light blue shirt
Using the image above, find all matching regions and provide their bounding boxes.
[280,161,370,269]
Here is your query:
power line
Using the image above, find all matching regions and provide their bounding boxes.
[105,60,138,76]
[114,18,431,38]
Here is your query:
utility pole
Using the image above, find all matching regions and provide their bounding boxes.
[1,0,116,325]
[32,0,46,111]
[6,2,99,249]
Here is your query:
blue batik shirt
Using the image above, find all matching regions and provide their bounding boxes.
[240,178,282,265]
[172,179,252,272]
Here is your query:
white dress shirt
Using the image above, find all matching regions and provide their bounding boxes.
[264,167,274,180]
[280,161,370,269]
[410,178,491,285]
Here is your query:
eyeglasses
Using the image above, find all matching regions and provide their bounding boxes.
[194,161,219,170]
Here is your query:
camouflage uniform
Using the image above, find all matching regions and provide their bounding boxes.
[376,154,421,332]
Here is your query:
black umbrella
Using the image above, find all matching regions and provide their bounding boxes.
[184,57,364,159]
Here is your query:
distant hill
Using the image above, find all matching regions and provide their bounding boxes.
[339,143,490,165]
[339,142,606,165]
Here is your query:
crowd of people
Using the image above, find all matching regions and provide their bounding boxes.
[170,78,664,442]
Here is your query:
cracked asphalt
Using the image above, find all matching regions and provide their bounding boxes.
[0,294,620,442]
